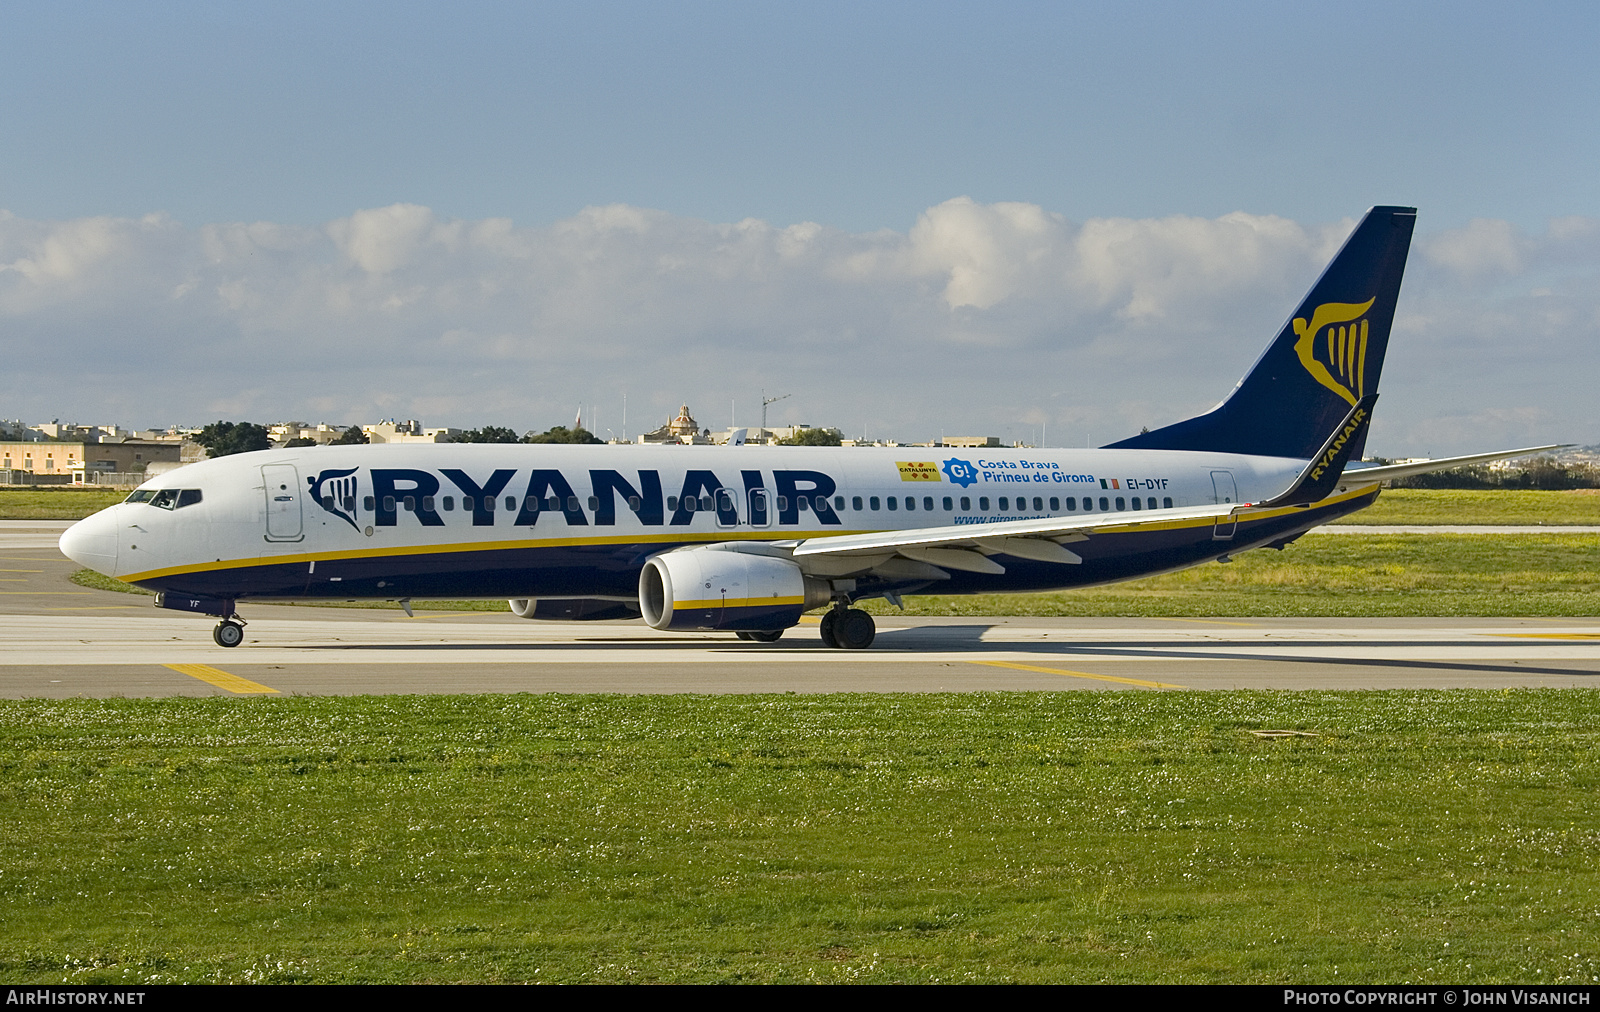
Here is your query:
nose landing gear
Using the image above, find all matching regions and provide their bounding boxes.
[212,618,246,648]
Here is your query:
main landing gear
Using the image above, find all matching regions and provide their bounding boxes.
[819,603,875,650]
[212,618,246,648]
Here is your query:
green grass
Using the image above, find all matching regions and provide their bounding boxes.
[0,488,126,519]
[72,532,1600,617]
[2,691,1597,983]
[1331,489,1600,525]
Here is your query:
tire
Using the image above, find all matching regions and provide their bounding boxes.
[735,631,754,640]
[819,609,840,648]
[213,621,244,648]
[835,609,876,650]
[746,629,784,642]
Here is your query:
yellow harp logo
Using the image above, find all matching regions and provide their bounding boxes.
[1293,297,1376,406]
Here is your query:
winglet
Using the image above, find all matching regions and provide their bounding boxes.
[1253,394,1379,509]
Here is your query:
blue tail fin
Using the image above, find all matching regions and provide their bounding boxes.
[1105,205,1416,460]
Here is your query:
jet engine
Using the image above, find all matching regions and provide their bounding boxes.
[639,546,830,632]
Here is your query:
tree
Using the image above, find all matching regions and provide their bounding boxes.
[331,425,369,445]
[193,421,271,457]
[284,437,318,448]
[523,425,603,444]
[777,427,842,446]
[450,426,523,444]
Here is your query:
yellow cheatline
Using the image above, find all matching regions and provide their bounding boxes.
[673,595,804,611]
[164,663,280,694]
[1486,633,1600,640]
[975,660,1186,690]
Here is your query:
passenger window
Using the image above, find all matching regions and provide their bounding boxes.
[943,496,953,511]
[1115,497,1125,510]
[667,496,679,511]
[343,496,355,512]
[979,497,990,511]
[422,496,434,511]
[700,496,713,511]
[1163,497,1173,508]
[544,496,559,511]
[1099,497,1109,510]
[364,496,375,511]
[1033,497,1043,511]
[1130,497,1141,510]
[960,496,970,511]
[798,496,810,512]
[463,496,476,511]
[628,495,641,511]
[998,497,1008,511]
[775,496,788,511]
[403,496,416,512]
[1050,497,1060,511]
[924,496,934,511]
[718,491,734,511]
[852,496,863,511]
[1064,497,1075,510]
[887,496,897,511]
[383,496,396,511]
[1147,497,1157,509]
[905,496,915,511]
[442,496,454,511]
[588,496,600,511]
[869,496,880,510]
[483,496,495,512]
[177,489,203,509]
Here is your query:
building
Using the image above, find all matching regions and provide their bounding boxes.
[639,405,714,444]
[361,420,462,444]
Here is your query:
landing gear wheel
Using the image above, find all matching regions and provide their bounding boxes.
[835,608,876,650]
[819,609,840,648]
[746,629,783,643]
[213,620,244,648]
[735,631,754,640]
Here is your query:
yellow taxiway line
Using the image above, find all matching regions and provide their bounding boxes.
[164,664,279,694]
[974,660,1186,689]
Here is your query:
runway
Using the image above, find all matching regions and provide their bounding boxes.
[2,532,1597,697]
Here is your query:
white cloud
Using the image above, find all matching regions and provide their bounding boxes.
[0,202,1595,455]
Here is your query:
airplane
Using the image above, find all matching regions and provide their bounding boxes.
[60,205,1558,650]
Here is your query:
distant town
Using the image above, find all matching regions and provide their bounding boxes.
[0,404,1030,488]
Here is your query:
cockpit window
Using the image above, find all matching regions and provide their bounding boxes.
[130,488,203,510]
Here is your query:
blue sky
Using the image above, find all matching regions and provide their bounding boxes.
[5,1,1595,231]
[1,2,1596,453]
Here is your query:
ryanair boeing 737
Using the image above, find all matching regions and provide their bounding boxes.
[60,206,1556,649]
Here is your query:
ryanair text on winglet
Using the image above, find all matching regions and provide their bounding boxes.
[1308,406,1368,481]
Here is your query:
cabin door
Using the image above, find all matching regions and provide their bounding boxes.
[1210,469,1237,540]
[262,464,305,542]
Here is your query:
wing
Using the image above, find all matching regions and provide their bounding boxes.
[784,501,1243,576]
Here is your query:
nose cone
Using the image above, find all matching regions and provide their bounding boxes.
[60,508,120,575]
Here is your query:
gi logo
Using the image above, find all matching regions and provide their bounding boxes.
[1293,297,1375,406]
[941,458,978,488]
[308,467,361,530]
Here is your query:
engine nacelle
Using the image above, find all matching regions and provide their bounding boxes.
[508,598,642,622]
[639,546,830,632]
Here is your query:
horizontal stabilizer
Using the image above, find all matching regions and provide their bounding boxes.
[1339,445,1569,485]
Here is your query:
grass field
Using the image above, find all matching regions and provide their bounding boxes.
[71,532,1600,617]
[1,691,1596,984]
[0,488,126,519]
[1329,489,1600,526]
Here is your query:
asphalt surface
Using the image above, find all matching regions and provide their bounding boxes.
[4,521,1597,697]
